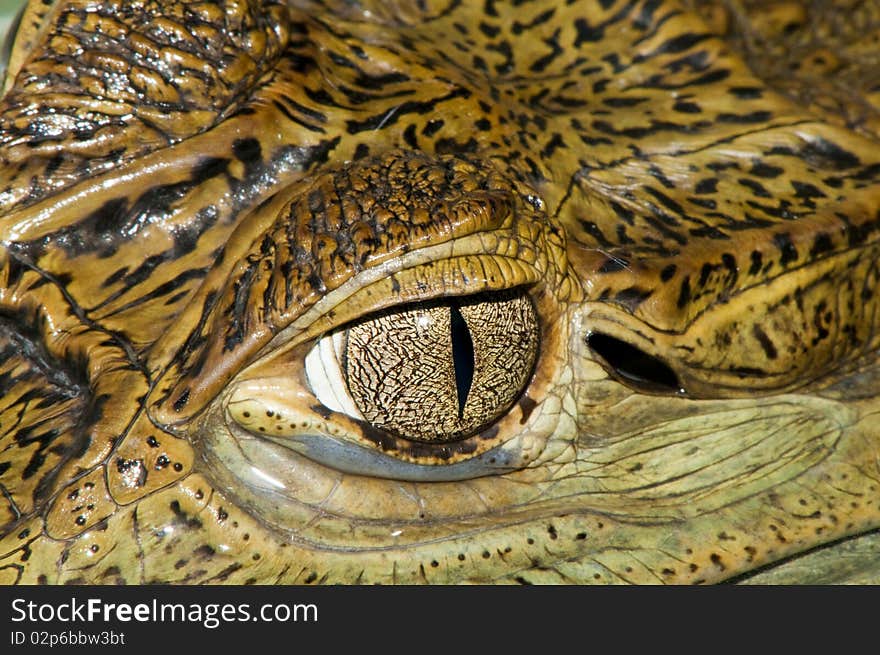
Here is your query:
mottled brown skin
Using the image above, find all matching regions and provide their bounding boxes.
[0,0,878,585]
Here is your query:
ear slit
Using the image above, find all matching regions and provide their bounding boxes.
[586,332,683,394]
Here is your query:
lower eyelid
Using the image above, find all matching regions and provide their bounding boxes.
[261,431,521,482]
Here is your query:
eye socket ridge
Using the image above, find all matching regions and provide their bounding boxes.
[306,288,540,445]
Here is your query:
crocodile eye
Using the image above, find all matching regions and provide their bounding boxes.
[309,290,539,442]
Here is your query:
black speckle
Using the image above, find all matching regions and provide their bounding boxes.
[677,276,691,308]
[694,178,718,194]
[353,143,370,160]
[194,544,215,560]
[729,86,762,99]
[750,162,784,178]
[810,232,834,258]
[232,137,262,165]
[748,250,763,275]
[773,232,798,265]
[752,324,778,360]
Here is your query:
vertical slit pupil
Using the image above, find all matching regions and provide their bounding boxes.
[449,303,475,419]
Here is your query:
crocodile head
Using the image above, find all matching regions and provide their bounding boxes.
[0,0,878,584]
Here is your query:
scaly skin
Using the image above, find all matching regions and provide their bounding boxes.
[0,0,878,584]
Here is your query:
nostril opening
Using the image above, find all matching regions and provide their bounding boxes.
[586,333,683,394]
